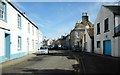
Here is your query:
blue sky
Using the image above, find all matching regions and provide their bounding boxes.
[12,2,115,39]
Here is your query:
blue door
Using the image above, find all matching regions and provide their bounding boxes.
[5,33,10,59]
[103,40,112,55]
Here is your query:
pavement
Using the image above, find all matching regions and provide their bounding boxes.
[71,51,120,74]
[1,54,36,68]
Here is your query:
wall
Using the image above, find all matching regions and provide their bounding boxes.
[82,29,92,52]
[94,6,114,55]
[115,15,120,27]
[0,1,41,63]
[86,30,92,52]
[94,6,120,57]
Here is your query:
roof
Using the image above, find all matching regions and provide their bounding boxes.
[103,5,120,15]
[7,1,39,29]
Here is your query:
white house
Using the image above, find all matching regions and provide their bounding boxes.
[82,26,94,53]
[0,0,42,63]
[94,5,120,57]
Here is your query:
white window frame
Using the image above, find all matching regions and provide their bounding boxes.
[0,1,6,20]
[18,36,22,50]
[32,26,34,35]
[28,23,30,33]
[76,31,80,38]
[18,14,21,29]
[32,39,34,49]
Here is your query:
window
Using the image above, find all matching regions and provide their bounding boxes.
[0,1,6,20]
[36,29,38,37]
[97,23,100,34]
[28,23,30,33]
[18,14,21,29]
[76,31,80,38]
[97,41,100,48]
[32,39,34,49]
[104,18,109,32]
[32,26,34,35]
[18,36,22,50]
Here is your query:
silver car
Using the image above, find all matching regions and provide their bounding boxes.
[38,46,49,54]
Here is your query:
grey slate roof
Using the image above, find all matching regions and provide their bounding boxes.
[103,5,120,15]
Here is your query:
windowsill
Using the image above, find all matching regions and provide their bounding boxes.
[18,49,21,51]
[18,28,22,30]
[0,18,7,22]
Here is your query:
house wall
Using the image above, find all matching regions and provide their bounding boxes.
[115,15,120,27]
[114,15,120,57]
[70,31,76,49]
[86,30,92,52]
[114,37,120,57]
[0,0,41,63]
[94,6,120,57]
[82,29,92,52]
[65,35,70,49]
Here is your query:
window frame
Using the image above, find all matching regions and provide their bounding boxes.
[28,23,30,33]
[97,23,100,35]
[32,26,34,35]
[104,18,109,32]
[0,1,7,21]
[32,39,34,49]
[17,14,21,29]
[97,41,100,48]
[18,36,22,50]
[76,31,80,38]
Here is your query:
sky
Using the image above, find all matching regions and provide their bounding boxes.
[12,1,118,39]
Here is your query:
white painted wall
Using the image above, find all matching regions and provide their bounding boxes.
[82,29,92,52]
[94,6,120,57]
[85,29,92,52]
[0,0,42,62]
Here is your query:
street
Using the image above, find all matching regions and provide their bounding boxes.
[2,50,78,75]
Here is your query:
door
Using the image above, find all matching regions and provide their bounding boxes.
[5,33,10,59]
[103,40,112,55]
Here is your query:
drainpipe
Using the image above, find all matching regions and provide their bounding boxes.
[113,14,115,56]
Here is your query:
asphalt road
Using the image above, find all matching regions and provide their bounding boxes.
[2,50,78,75]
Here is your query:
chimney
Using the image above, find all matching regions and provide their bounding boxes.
[82,12,89,22]
[22,12,27,17]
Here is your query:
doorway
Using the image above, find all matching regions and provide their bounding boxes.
[5,33,10,59]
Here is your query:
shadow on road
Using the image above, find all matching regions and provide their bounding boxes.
[2,69,77,75]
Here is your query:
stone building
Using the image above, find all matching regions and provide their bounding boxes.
[70,12,93,51]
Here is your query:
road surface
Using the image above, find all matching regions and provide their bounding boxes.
[2,50,78,75]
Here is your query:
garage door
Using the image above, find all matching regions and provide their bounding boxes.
[103,40,112,55]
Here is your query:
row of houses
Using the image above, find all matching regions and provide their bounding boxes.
[0,0,43,63]
[58,5,120,57]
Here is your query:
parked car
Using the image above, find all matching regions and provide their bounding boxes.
[72,46,81,52]
[37,46,49,54]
